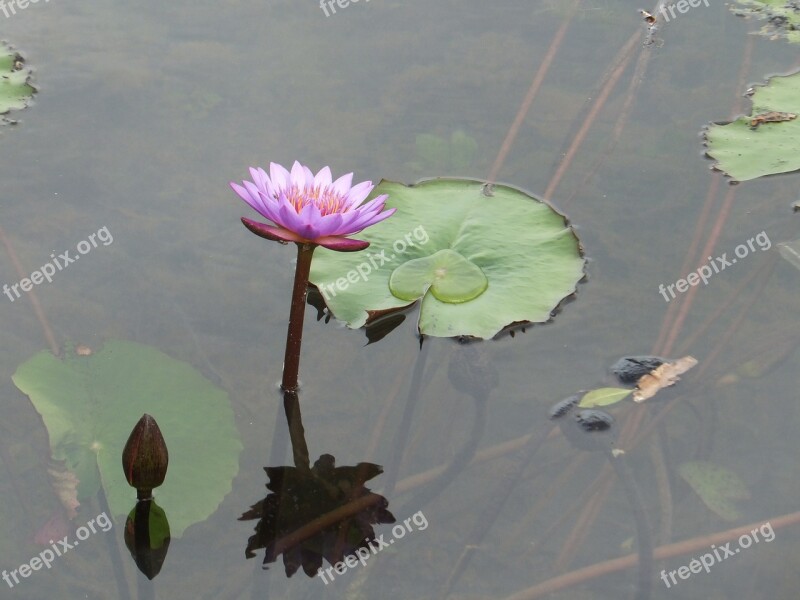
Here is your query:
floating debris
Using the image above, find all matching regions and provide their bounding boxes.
[749,110,797,129]
[633,356,698,402]
[611,355,667,385]
[548,394,582,420]
[574,409,614,432]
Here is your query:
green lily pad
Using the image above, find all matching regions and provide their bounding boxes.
[12,340,242,538]
[732,0,800,44]
[0,43,35,117]
[309,178,585,339]
[678,461,751,521]
[389,249,488,303]
[578,387,632,408]
[705,72,800,181]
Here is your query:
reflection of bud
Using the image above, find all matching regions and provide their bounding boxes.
[124,499,170,579]
[122,414,169,500]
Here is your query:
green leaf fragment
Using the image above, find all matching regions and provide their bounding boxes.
[578,387,632,408]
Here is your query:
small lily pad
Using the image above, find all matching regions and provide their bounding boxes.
[389,249,488,303]
[578,387,632,408]
[309,178,585,339]
[678,461,751,521]
[705,72,800,181]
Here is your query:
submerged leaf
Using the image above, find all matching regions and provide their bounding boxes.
[12,340,242,537]
[678,461,751,521]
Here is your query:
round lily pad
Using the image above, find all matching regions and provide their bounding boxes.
[309,178,585,339]
[389,248,488,303]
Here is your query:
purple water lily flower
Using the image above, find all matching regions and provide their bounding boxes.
[231,161,395,251]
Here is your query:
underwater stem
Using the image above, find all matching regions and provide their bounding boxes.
[282,390,311,472]
[606,449,653,600]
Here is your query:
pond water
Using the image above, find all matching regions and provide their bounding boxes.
[1,0,799,599]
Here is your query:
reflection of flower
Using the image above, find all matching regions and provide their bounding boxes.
[231,161,395,251]
[239,454,395,577]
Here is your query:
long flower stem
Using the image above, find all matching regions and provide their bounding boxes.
[281,243,315,393]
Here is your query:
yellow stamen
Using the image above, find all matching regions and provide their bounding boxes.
[282,184,348,216]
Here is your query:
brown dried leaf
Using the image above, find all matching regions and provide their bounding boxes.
[47,460,80,519]
[633,356,698,402]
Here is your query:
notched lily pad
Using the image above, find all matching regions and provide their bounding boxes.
[309,178,585,339]
[678,461,751,521]
[704,71,800,181]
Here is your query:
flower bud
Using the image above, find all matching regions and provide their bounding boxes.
[122,414,168,500]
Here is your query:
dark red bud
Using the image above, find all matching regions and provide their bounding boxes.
[122,414,169,500]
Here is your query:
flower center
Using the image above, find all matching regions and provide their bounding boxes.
[284,184,348,216]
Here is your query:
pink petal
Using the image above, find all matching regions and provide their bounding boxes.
[314,166,333,188]
[331,172,354,195]
[290,161,310,189]
[342,181,375,209]
[317,236,371,251]
[270,162,290,191]
[241,218,305,244]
